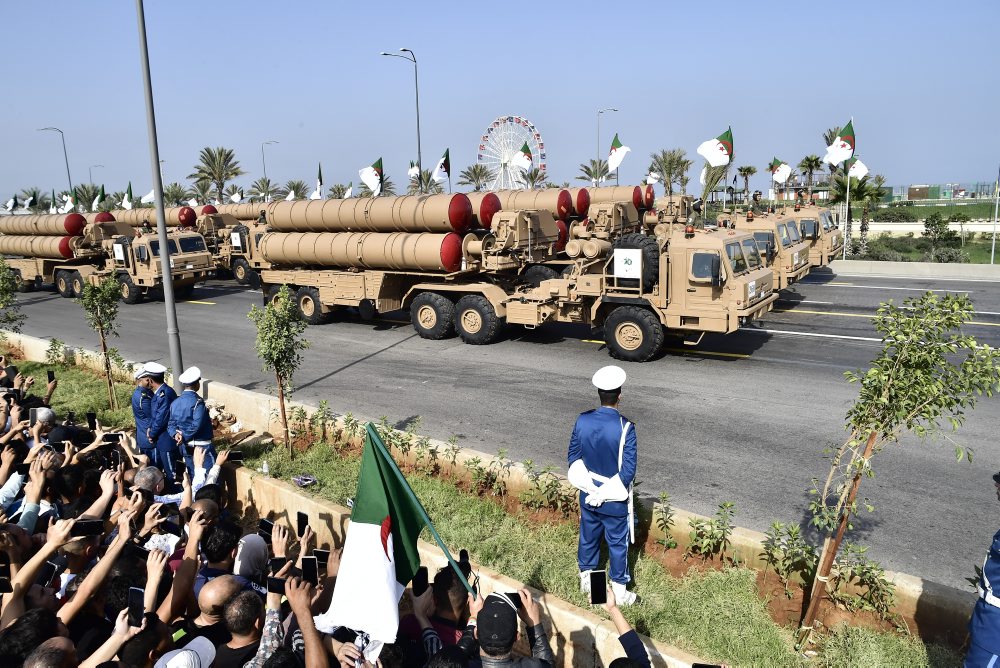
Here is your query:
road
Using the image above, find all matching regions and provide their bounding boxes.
[12,268,1000,589]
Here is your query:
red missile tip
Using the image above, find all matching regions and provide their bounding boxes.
[439,232,463,272]
[93,212,115,223]
[63,213,86,235]
[575,189,591,218]
[58,236,74,259]
[177,207,196,227]
[479,193,501,230]
[556,190,572,221]
[631,187,642,210]
[448,194,474,233]
[200,205,218,215]
[556,220,568,252]
[643,185,654,209]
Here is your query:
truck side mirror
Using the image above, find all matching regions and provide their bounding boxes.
[710,254,723,287]
[767,243,776,264]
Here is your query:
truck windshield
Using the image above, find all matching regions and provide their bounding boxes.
[820,212,832,230]
[691,252,718,280]
[725,242,748,275]
[148,240,179,256]
[753,231,775,252]
[178,236,207,253]
[741,239,762,269]
[776,223,791,247]
[785,221,802,243]
[800,219,819,238]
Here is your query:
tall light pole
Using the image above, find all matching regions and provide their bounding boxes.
[381,48,422,193]
[37,127,73,193]
[261,140,278,182]
[597,108,617,185]
[135,0,183,387]
[88,164,104,184]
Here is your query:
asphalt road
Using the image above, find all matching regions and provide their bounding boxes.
[12,268,1000,589]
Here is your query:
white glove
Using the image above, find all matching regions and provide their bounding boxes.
[584,494,604,507]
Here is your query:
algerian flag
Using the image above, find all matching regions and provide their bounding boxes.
[49,189,57,214]
[823,119,856,165]
[697,127,734,167]
[607,133,631,173]
[769,157,792,184]
[431,149,450,183]
[310,163,323,200]
[360,158,384,197]
[846,157,868,179]
[344,181,353,198]
[4,195,16,212]
[407,161,419,179]
[141,188,155,204]
[284,187,295,201]
[314,425,428,648]
[699,165,707,186]
[123,182,134,210]
[646,172,660,184]
[22,195,33,210]
[511,142,532,171]
[187,198,198,207]
[92,185,106,210]
[229,189,243,203]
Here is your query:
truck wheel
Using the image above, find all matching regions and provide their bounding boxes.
[55,271,74,298]
[232,259,251,285]
[70,271,85,297]
[246,269,261,290]
[611,233,660,292]
[522,265,560,287]
[296,287,329,325]
[264,285,287,306]
[454,294,504,345]
[603,306,664,362]
[12,270,34,293]
[410,292,455,340]
[118,275,143,304]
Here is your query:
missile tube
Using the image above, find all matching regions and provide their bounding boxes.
[464,192,503,230]
[259,231,464,272]
[0,235,78,259]
[492,189,573,221]
[0,213,86,236]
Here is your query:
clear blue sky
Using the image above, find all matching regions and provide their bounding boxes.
[2,0,998,198]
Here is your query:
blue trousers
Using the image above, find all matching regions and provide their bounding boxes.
[965,642,1000,667]
[182,443,217,478]
[578,507,630,585]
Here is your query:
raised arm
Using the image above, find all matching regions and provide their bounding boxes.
[58,510,135,625]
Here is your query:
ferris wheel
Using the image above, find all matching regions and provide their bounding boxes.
[477,115,546,190]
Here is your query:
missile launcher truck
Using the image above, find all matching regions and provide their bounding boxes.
[0,212,213,303]
[781,203,844,267]
[719,209,812,289]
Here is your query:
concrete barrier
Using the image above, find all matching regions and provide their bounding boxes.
[830,259,1000,281]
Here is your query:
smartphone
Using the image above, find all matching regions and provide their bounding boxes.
[70,520,105,537]
[258,518,274,544]
[127,587,145,627]
[66,411,75,424]
[14,463,29,476]
[269,557,287,575]
[459,549,469,563]
[0,578,11,594]
[47,370,55,383]
[102,433,123,443]
[297,511,308,538]
[301,556,318,586]
[126,542,150,560]
[29,408,37,428]
[110,449,121,470]
[589,570,607,605]
[35,561,57,587]
[227,450,244,464]
[313,549,330,570]
[266,576,286,595]
[173,460,185,483]
[86,412,97,431]
[411,566,428,597]
[503,592,524,609]
[184,444,195,457]
[160,521,182,537]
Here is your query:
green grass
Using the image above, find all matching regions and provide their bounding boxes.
[884,202,998,219]
[244,437,963,667]
[11,358,135,428]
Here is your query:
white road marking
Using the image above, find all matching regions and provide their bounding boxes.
[803,283,960,293]
[740,327,882,342]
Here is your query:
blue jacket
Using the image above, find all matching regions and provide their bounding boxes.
[567,406,637,517]
[168,389,213,443]
[970,527,1000,654]
[148,383,178,450]
[132,386,153,443]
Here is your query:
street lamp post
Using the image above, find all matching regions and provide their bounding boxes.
[596,108,617,186]
[88,164,104,184]
[261,140,278,182]
[134,0,183,388]
[380,48,422,193]
[37,127,73,193]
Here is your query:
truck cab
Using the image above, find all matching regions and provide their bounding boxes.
[725,211,811,289]
[201,213,270,286]
[110,231,214,303]
[785,204,844,266]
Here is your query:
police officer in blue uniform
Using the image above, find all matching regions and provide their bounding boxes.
[131,364,154,463]
[966,472,1000,666]
[168,366,215,477]
[567,365,638,606]
[144,362,178,480]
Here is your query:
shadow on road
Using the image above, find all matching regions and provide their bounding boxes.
[296,333,420,391]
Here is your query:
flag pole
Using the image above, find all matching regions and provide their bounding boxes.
[991,163,999,265]
[365,424,476,598]
[842,164,851,260]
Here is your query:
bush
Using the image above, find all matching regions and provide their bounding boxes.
[924,248,970,263]
[862,247,905,262]
[875,207,918,222]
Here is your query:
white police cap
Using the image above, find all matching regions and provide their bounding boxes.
[178,366,202,385]
[592,365,626,391]
[143,362,167,376]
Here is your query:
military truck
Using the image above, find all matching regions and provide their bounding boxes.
[255,193,776,362]
[0,212,213,303]
[186,212,271,286]
[721,210,811,289]
[782,203,844,266]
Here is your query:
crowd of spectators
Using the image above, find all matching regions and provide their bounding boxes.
[0,357,653,667]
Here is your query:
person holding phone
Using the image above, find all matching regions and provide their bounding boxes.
[168,366,216,477]
[567,365,638,606]
[131,365,155,464]
[143,363,178,480]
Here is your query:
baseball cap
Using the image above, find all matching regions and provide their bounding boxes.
[154,636,215,668]
[477,593,518,649]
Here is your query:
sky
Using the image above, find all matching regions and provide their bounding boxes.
[1,0,998,200]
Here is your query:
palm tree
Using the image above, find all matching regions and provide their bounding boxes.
[678,174,690,196]
[798,155,824,200]
[19,187,50,213]
[187,146,245,205]
[282,179,310,201]
[521,168,546,190]
[74,183,100,212]
[163,182,189,206]
[830,171,886,255]
[108,191,127,211]
[328,183,350,199]
[248,177,280,202]
[700,164,728,213]
[360,176,396,198]
[407,170,443,195]
[456,164,494,192]
[858,174,887,255]
[577,159,610,186]
[648,148,689,198]
[189,180,214,205]
[736,166,757,204]
[223,183,245,203]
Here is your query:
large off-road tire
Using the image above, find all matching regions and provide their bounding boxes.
[611,233,660,292]
[521,265,560,288]
[409,292,455,340]
[232,259,251,285]
[263,285,286,306]
[454,294,504,345]
[296,286,329,325]
[118,274,143,304]
[70,271,85,297]
[12,270,34,293]
[55,271,74,298]
[603,306,664,362]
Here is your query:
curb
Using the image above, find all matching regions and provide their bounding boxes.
[830,259,1000,281]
